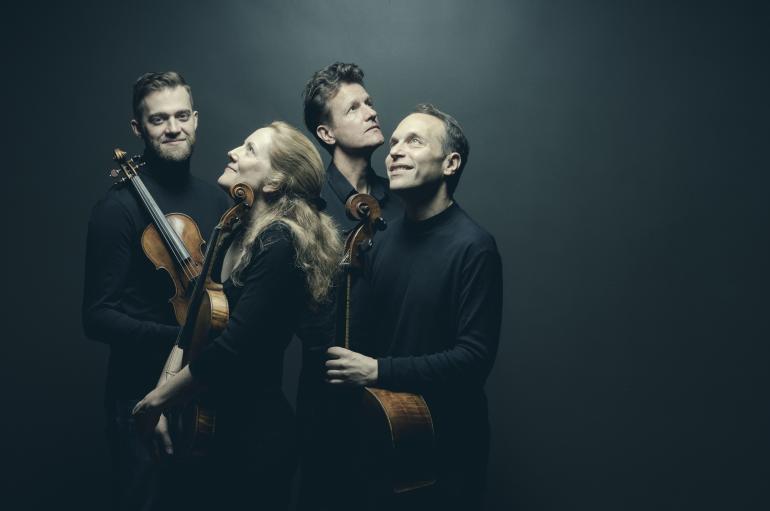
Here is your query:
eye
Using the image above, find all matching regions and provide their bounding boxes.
[149,116,163,125]
[177,112,190,121]
[408,136,422,145]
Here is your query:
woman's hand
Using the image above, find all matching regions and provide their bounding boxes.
[154,414,174,456]
[132,387,164,436]
[132,365,202,437]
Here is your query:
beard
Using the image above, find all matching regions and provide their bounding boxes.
[146,134,196,162]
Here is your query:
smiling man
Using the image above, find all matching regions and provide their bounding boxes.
[325,104,503,509]
[82,71,229,510]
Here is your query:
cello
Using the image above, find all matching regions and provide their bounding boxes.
[340,194,437,494]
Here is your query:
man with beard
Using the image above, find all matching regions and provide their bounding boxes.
[82,71,229,510]
[296,62,402,510]
[324,104,503,509]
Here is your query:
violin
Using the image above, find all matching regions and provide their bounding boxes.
[110,148,205,325]
[339,194,436,494]
[158,182,255,456]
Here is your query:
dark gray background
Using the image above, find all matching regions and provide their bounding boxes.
[3,1,768,509]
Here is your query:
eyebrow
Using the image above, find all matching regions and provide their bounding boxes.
[391,131,419,143]
[148,109,192,117]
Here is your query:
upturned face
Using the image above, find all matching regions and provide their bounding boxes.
[218,127,275,195]
[319,82,384,152]
[386,113,454,193]
[132,86,197,162]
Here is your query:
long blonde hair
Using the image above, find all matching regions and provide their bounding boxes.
[230,121,341,305]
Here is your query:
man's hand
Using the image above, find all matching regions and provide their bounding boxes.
[325,346,378,386]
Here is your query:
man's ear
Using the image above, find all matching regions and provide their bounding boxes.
[262,183,279,194]
[316,124,336,146]
[443,152,461,178]
[193,110,199,131]
[130,119,143,138]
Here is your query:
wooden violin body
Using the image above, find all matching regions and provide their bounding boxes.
[111,148,206,325]
[141,213,205,325]
[340,194,436,494]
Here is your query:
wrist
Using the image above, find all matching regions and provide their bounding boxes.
[146,387,167,410]
[367,356,379,385]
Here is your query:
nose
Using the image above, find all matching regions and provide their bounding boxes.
[388,141,404,161]
[364,104,378,121]
[227,147,239,162]
[165,117,181,135]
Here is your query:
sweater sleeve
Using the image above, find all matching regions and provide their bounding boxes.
[376,247,503,392]
[81,196,179,348]
[189,229,301,389]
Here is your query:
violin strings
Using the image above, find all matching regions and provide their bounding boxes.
[131,175,199,282]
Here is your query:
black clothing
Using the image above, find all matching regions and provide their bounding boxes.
[189,223,305,408]
[106,399,164,511]
[319,161,395,236]
[297,162,401,392]
[83,155,230,404]
[364,202,503,508]
[180,223,305,509]
[296,163,402,511]
[82,154,229,510]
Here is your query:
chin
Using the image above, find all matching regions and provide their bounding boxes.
[217,175,232,190]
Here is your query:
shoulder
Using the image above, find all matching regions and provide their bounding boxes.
[252,222,296,261]
[88,185,136,227]
[189,175,230,204]
[451,205,498,253]
[237,223,301,284]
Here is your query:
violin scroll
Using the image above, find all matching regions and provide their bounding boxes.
[110,148,145,183]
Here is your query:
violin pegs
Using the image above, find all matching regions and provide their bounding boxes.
[113,148,127,161]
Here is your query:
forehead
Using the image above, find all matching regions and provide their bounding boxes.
[244,127,273,150]
[328,82,370,109]
[141,86,192,115]
[393,113,444,140]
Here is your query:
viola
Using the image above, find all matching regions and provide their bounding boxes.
[158,182,255,456]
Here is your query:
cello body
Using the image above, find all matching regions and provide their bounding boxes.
[340,194,437,494]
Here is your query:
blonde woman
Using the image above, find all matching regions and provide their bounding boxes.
[133,121,341,509]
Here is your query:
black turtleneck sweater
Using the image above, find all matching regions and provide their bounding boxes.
[82,153,230,404]
[364,203,503,444]
[296,163,403,410]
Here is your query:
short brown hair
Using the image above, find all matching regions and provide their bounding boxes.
[302,62,365,153]
[132,71,193,121]
[413,103,470,195]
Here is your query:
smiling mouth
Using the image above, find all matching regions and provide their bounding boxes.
[389,165,412,174]
[163,139,186,144]
[366,126,381,132]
